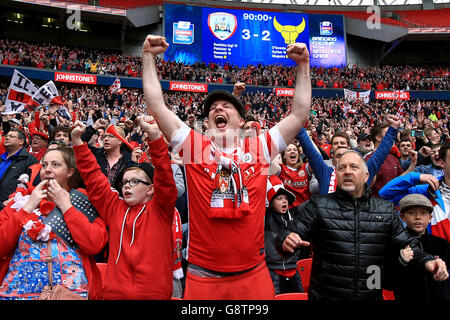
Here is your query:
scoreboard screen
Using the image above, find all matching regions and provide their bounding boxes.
[164,3,347,68]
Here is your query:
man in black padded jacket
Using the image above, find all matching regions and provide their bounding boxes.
[278,150,449,300]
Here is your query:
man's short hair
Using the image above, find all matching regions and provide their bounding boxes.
[114,125,125,138]
[400,130,412,141]
[369,121,389,142]
[48,139,69,148]
[9,128,27,148]
[424,127,437,139]
[53,125,72,141]
[54,125,71,135]
[399,139,412,146]
[431,143,441,151]
[245,114,257,123]
[331,131,350,146]
[339,149,369,174]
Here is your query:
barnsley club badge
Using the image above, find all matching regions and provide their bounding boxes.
[219,171,230,193]
[208,12,237,41]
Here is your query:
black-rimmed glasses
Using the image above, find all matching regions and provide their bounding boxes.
[121,178,151,188]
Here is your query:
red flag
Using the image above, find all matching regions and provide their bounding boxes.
[396,102,405,119]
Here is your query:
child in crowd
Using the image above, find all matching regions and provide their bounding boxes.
[71,116,177,300]
[264,175,306,295]
[384,193,450,300]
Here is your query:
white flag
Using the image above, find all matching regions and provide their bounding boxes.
[344,89,357,102]
[26,81,63,111]
[109,77,126,95]
[4,70,39,114]
[109,77,121,92]
[344,88,370,103]
[357,90,371,103]
[396,102,405,119]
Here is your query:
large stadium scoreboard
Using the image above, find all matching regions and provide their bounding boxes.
[164,3,347,68]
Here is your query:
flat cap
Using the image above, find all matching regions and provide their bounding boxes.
[399,193,433,213]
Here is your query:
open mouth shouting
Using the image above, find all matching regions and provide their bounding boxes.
[215,115,228,129]
[289,153,298,162]
[123,190,133,198]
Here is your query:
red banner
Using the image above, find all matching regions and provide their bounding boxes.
[275,88,295,97]
[7,88,32,104]
[169,81,208,93]
[54,72,97,85]
[375,91,410,100]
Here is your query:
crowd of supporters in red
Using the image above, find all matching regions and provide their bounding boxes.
[1,38,448,91]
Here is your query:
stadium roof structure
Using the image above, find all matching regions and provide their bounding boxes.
[6,0,450,43]
[217,0,449,5]
[9,0,161,27]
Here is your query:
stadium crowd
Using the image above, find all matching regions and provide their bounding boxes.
[0,35,449,300]
[1,38,449,90]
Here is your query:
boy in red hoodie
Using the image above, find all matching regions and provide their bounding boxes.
[71,116,177,299]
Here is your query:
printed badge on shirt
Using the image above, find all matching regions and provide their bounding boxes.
[211,169,242,207]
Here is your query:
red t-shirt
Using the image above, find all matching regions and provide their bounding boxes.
[278,164,310,208]
[365,152,403,197]
[0,135,5,155]
[171,124,286,272]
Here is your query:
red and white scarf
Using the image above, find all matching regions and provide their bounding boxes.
[207,140,250,219]
[328,168,337,193]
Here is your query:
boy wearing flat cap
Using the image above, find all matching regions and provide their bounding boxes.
[385,193,450,300]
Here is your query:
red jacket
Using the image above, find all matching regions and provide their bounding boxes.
[0,134,5,155]
[0,193,108,300]
[73,136,177,299]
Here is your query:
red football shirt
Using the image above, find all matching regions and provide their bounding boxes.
[171,124,286,272]
[278,163,311,208]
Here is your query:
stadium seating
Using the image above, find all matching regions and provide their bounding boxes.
[394,8,450,27]
[54,0,160,9]
[382,289,395,300]
[57,0,90,4]
[296,258,312,293]
[99,0,161,9]
[274,293,309,300]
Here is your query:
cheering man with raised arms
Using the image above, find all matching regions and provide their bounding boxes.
[141,35,311,299]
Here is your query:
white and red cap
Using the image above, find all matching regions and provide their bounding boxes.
[266,175,295,206]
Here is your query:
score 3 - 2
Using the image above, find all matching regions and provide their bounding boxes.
[242,29,271,41]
